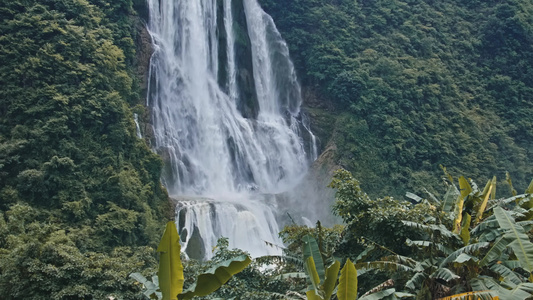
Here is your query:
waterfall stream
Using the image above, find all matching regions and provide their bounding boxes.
[146,0,316,259]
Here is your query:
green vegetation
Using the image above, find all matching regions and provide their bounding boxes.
[131,222,252,300]
[327,169,533,299]
[1,0,532,299]
[260,0,533,198]
[158,169,532,299]
[0,0,168,298]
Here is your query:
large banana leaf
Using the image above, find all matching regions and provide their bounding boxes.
[338,259,358,300]
[490,263,521,285]
[479,235,512,267]
[302,235,325,284]
[178,255,251,300]
[306,290,323,300]
[305,256,321,294]
[494,207,533,272]
[405,192,423,203]
[380,255,418,267]
[478,228,507,243]
[405,272,426,290]
[440,242,490,267]
[157,221,184,300]
[471,276,533,300]
[453,176,471,234]
[475,178,495,225]
[322,260,341,300]
[355,245,376,263]
[442,185,459,213]
[471,216,498,236]
[460,213,471,245]
[430,267,460,282]
[526,179,533,194]
[358,288,394,300]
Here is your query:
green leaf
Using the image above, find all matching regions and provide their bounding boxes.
[406,272,426,290]
[322,260,341,300]
[442,185,459,213]
[494,207,533,272]
[178,255,251,300]
[157,221,184,300]
[405,192,422,203]
[479,235,512,267]
[453,253,478,264]
[355,245,376,263]
[471,277,533,300]
[459,176,473,199]
[440,242,489,267]
[305,256,321,293]
[306,290,324,300]
[460,213,471,245]
[130,273,161,299]
[302,235,325,284]
[490,263,521,285]
[338,259,358,300]
[526,179,533,194]
[453,177,470,234]
[475,178,494,225]
[359,288,395,300]
[430,267,459,282]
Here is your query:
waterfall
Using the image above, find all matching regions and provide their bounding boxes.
[146,0,317,259]
[133,113,143,139]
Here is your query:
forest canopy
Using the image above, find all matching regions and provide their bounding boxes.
[260,0,533,198]
[0,0,168,298]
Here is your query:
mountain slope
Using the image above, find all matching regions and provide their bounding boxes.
[261,0,533,197]
[0,1,168,298]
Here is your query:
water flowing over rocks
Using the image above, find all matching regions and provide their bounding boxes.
[147,0,318,259]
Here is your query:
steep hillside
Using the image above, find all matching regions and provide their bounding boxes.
[261,0,533,198]
[0,0,168,298]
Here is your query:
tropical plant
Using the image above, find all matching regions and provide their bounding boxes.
[274,233,414,300]
[398,175,533,299]
[130,222,252,300]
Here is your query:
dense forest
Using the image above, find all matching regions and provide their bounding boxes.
[261,0,533,198]
[0,0,169,298]
[0,0,532,299]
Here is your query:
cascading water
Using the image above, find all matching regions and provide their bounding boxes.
[146,0,317,259]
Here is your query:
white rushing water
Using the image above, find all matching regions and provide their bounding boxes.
[147,0,317,259]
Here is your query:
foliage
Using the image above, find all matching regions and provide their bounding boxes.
[329,169,442,258]
[260,0,533,198]
[397,175,533,299]
[328,168,533,299]
[0,204,157,299]
[132,227,253,300]
[0,0,168,298]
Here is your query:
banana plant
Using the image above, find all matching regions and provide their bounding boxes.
[130,222,251,300]
[401,175,533,300]
[299,235,412,300]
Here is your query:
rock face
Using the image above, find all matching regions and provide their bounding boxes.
[135,22,153,96]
